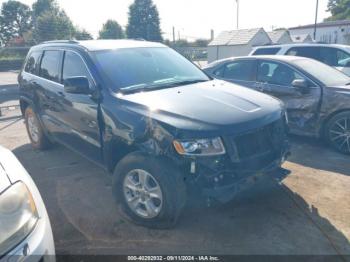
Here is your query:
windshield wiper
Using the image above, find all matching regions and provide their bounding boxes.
[120,79,209,94]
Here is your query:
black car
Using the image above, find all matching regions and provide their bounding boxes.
[19,40,289,228]
[204,55,350,154]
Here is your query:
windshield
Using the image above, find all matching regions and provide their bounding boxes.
[293,58,350,86]
[93,47,210,93]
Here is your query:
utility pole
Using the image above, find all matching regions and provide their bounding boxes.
[236,0,239,30]
[172,26,176,43]
[314,0,319,41]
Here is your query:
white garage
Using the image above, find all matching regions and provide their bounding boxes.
[207,28,271,63]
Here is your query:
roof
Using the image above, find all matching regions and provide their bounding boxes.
[267,30,288,43]
[253,43,350,50]
[205,55,315,69]
[208,28,264,46]
[289,19,350,30]
[35,39,166,51]
[290,34,313,43]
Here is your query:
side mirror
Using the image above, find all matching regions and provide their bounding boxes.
[292,79,310,94]
[64,76,91,95]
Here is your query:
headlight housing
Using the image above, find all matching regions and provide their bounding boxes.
[0,182,39,255]
[173,137,226,156]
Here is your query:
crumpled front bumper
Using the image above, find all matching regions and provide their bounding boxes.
[187,143,291,203]
[202,161,290,203]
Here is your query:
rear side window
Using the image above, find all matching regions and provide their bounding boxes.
[215,60,255,81]
[62,51,91,84]
[287,46,350,68]
[286,47,321,61]
[24,51,41,75]
[39,50,61,82]
[252,48,281,55]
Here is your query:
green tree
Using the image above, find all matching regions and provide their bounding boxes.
[126,0,163,42]
[32,0,59,18]
[75,28,93,40]
[326,0,350,21]
[98,20,125,39]
[33,10,74,42]
[193,39,209,47]
[0,0,32,45]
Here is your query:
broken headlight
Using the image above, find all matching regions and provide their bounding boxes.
[173,137,226,156]
[0,182,39,255]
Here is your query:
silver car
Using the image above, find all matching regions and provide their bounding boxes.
[0,146,55,261]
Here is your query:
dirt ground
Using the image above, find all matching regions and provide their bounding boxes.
[0,72,349,258]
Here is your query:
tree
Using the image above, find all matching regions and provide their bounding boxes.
[193,39,209,47]
[33,10,74,42]
[98,20,124,39]
[326,0,350,21]
[32,0,59,18]
[0,0,32,45]
[126,0,163,42]
[75,28,93,40]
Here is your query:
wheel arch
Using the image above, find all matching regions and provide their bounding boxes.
[320,108,350,138]
[19,97,32,116]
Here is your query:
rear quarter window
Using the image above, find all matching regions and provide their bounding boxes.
[24,51,42,75]
[252,48,281,55]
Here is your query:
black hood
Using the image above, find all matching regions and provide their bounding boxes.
[118,80,284,135]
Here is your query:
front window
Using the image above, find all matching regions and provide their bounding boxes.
[92,47,209,93]
[293,58,350,86]
[257,60,304,87]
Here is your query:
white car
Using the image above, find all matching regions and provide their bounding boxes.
[0,146,55,261]
[250,43,350,76]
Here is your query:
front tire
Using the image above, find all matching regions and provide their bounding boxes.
[325,111,350,154]
[24,107,52,150]
[112,152,186,229]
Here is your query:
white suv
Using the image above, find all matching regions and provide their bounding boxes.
[250,43,350,76]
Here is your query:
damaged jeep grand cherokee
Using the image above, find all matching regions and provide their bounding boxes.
[18,40,290,228]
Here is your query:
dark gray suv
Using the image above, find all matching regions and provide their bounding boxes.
[18,40,290,228]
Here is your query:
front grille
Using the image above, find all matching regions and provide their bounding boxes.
[231,119,286,161]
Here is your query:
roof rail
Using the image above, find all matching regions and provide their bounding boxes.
[41,40,79,44]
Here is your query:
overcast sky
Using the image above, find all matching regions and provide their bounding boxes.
[2,0,330,40]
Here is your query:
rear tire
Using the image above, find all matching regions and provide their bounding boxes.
[112,152,186,229]
[24,107,52,150]
[325,111,350,155]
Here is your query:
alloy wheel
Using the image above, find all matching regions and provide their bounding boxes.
[329,117,350,153]
[27,114,40,143]
[123,169,163,219]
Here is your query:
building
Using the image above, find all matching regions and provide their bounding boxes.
[291,34,313,43]
[267,30,293,44]
[289,20,350,44]
[207,28,271,63]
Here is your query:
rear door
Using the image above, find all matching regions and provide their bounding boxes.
[59,50,102,164]
[256,59,322,134]
[36,50,65,136]
[212,59,257,89]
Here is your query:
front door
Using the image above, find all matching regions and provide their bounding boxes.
[58,50,102,164]
[256,59,322,135]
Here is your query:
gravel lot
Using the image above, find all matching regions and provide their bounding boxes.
[0,72,349,258]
